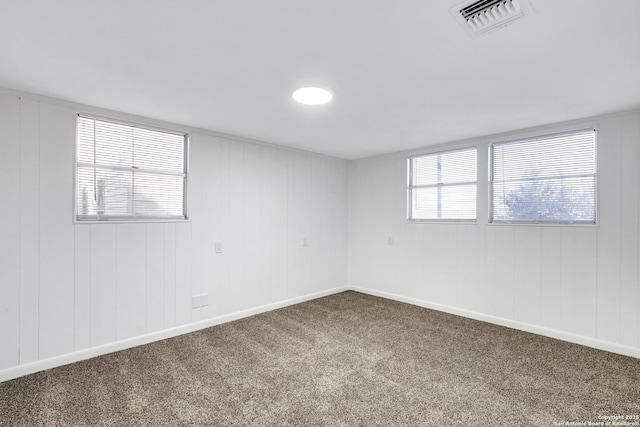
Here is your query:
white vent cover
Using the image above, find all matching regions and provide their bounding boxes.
[449,0,534,37]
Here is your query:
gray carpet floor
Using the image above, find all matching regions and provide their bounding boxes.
[1,291,639,426]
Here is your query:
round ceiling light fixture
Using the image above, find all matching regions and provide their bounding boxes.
[292,87,333,105]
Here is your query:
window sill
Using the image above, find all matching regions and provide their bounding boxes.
[74,217,190,225]
[487,221,598,228]
[406,219,477,225]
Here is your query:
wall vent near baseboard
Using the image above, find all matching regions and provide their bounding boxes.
[450,0,534,37]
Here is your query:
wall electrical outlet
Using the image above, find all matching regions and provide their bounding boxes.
[214,241,223,254]
[191,295,201,309]
[302,235,309,247]
[388,236,394,245]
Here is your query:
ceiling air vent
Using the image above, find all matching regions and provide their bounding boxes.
[449,0,534,37]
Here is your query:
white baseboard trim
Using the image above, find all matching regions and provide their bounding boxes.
[0,286,349,383]
[349,286,640,360]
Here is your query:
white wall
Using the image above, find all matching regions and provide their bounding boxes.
[1,85,638,382]
[0,91,349,380]
[349,111,640,357]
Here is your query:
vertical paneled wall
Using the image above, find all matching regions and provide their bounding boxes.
[0,91,349,373]
[349,112,640,352]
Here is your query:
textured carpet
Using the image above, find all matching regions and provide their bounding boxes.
[1,291,639,426]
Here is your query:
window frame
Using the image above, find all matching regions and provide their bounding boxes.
[488,128,597,225]
[407,146,478,223]
[74,114,190,223]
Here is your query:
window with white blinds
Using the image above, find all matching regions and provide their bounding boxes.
[408,147,477,221]
[76,115,188,221]
[490,129,596,224]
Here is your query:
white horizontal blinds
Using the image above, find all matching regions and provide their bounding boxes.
[76,116,187,220]
[491,129,596,223]
[409,147,477,220]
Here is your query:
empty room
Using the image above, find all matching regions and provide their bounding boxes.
[1,0,639,425]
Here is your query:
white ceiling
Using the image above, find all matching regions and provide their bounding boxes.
[1,0,639,159]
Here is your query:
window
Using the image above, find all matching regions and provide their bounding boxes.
[76,115,188,221]
[408,147,477,221]
[490,129,596,224]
